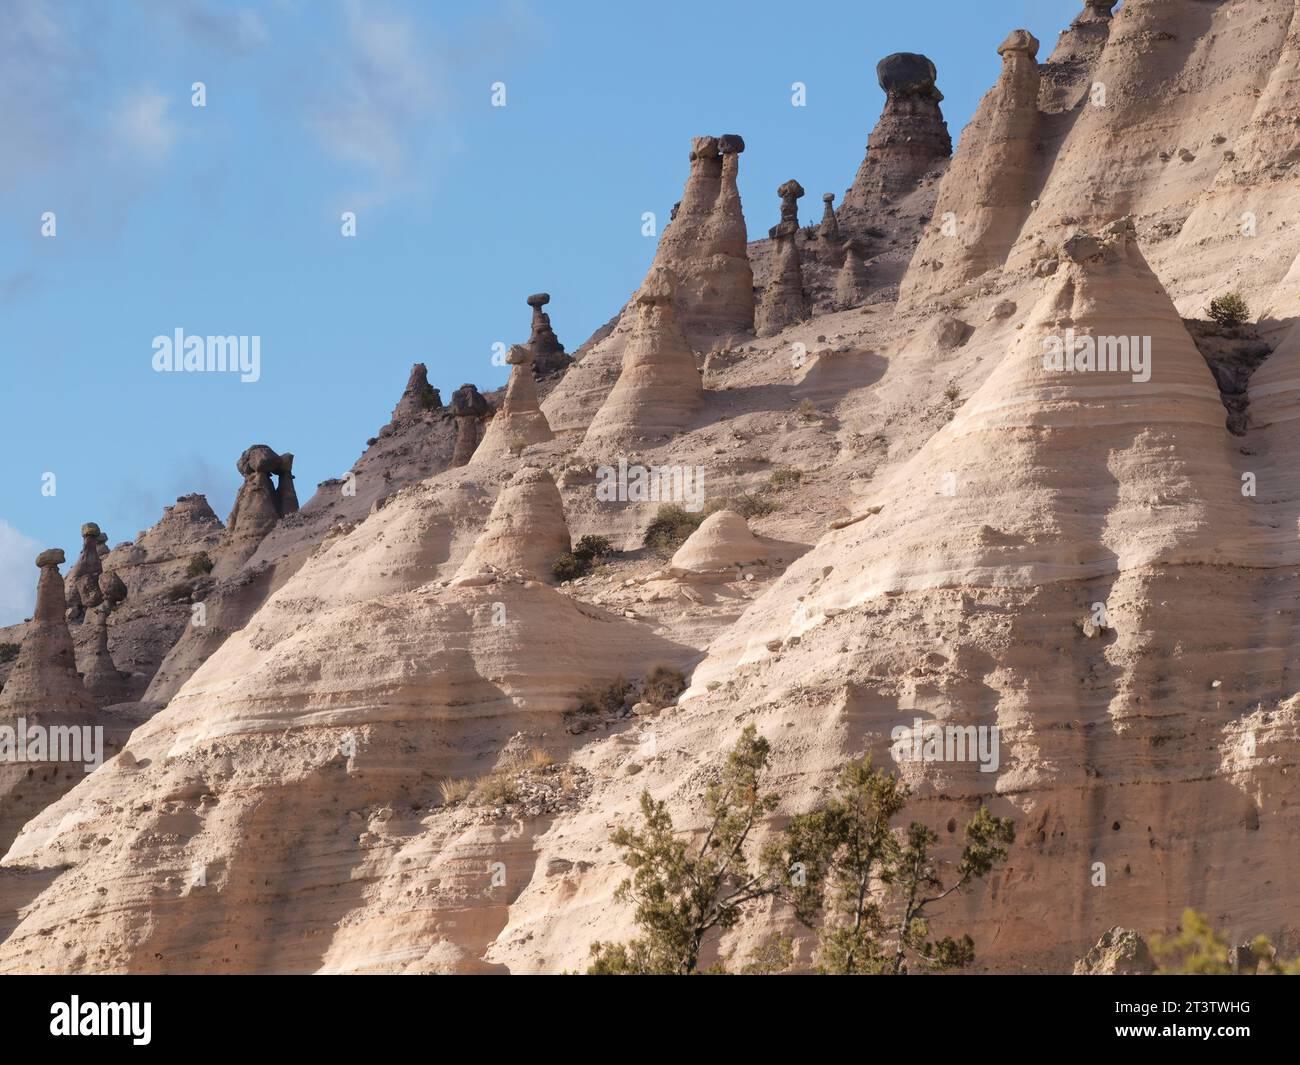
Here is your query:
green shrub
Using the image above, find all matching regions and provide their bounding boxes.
[642,666,686,706]
[573,535,615,562]
[186,551,214,578]
[1208,292,1250,329]
[552,552,585,582]
[716,492,779,520]
[0,642,19,665]
[643,505,706,555]
[769,468,803,490]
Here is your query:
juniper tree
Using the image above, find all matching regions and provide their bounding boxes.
[587,725,782,975]
[778,758,1015,974]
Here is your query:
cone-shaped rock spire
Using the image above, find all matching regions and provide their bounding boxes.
[839,53,952,226]
[81,604,130,705]
[455,466,571,582]
[581,266,704,448]
[526,293,571,376]
[391,363,443,422]
[756,180,809,336]
[474,345,554,460]
[648,134,754,340]
[0,549,96,714]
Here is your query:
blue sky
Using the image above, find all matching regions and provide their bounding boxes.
[0,0,1084,623]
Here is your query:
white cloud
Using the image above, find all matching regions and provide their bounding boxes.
[306,0,447,200]
[0,519,42,627]
[109,87,178,162]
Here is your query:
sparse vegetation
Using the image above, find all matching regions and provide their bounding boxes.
[0,642,19,665]
[438,777,473,805]
[587,731,1014,975]
[943,382,961,403]
[469,772,519,807]
[553,534,619,581]
[796,398,819,421]
[716,492,778,520]
[642,665,686,707]
[1208,292,1250,329]
[186,551,214,578]
[574,676,633,716]
[643,505,706,555]
[1152,909,1300,975]
[552,552,585,582]
[164,581,194,603]
[769,468,803,490]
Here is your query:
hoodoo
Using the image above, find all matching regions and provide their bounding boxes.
[901,31,1042,304]
[65,522,105,621]
[648,134,755,340]
[455,465,571,582]
[390,363,443,422]
[756,179,809,336]
[224,445,299,564]
[581,266,703,449]
[525,293,571,376]
[839,52,951,227]
[81,604,130,706]
[473,344,554,461]
[834,239,870,309]
[449,384,493,467]
[0,549,96,715]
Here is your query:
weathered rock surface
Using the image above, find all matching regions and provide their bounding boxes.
[525,294,571,376]
[473,346,553,461]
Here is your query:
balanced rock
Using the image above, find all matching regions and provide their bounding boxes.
[0,549,95,715]
[757,181,809,336]
[474,344,554,460]
[901,32,1041,305]
[98,570,128,609]
[455,466,571,583]
[840,53,952,223]
[65,522,105,619]
[224,445,298,563]
[390,363,443,422]
[648,134,755,339]
[819,193,841,247]
[526,294,571,376]
[449,384,494,467]
[582,266,703,448]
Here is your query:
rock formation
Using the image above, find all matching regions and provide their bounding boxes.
[834,240,870,308]
[224,445,298,564]
[525,294,571,376]
[0,549,95,715]
[648,134,755,340]
[818,193,841,248]
[65,522,105,620]
[390,363,442,422]
[449,384,493,467]
[474,345,554,461]
[756,180,809,336]
[839,52,952,226]
[667,510,802,581]
[1072,927,1155,976]
[902,31,1042,305]
[1039,1,1116,112]
[581,266,703,448]
[455,466,571,582]
[81,604,130,706]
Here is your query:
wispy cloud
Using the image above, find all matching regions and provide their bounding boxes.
[144,0,271,55]
[305,0,450,206]
[0,519,41,626]
[108,87,178,162]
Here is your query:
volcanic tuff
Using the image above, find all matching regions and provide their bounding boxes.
[5,0,1300,975]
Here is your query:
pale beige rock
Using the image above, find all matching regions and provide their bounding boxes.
[455,466,570,583]
[473,345,553,461]
[649,135,755,340]
[667,510,803,581]
[581,267,703,449]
